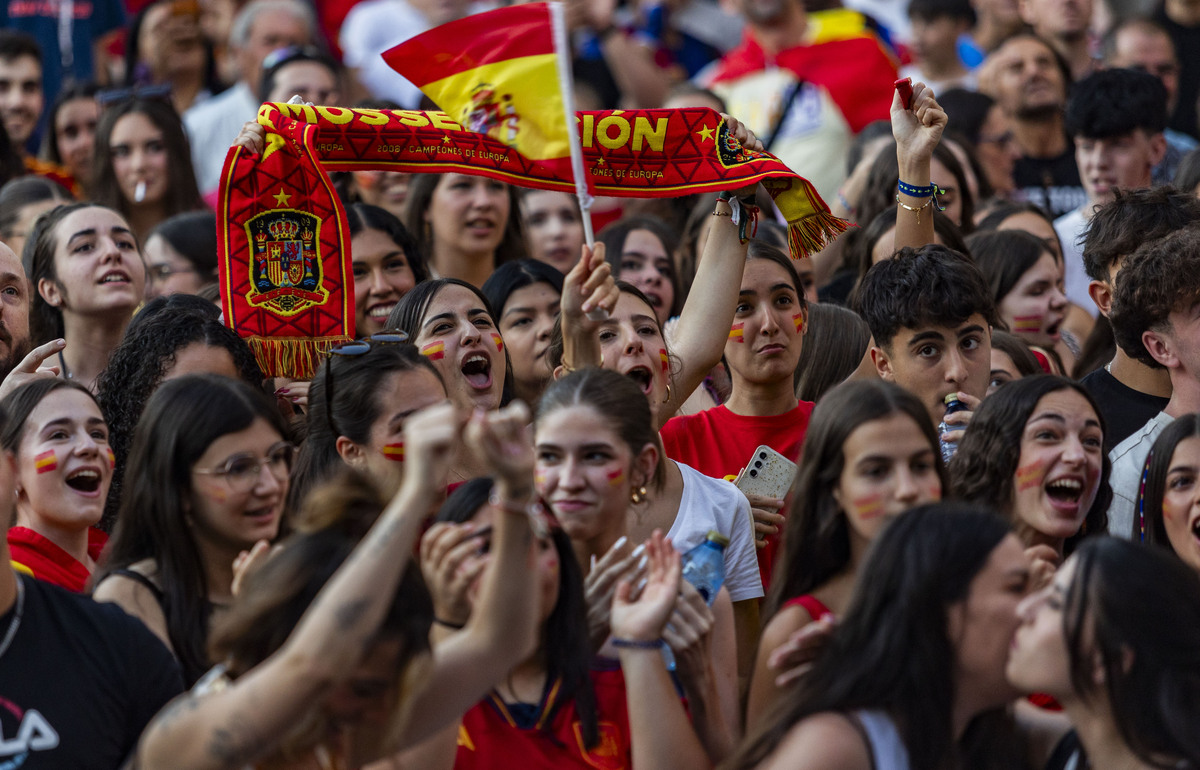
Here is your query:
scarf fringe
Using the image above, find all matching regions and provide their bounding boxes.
[245,335,351,379]
[787,212,853,259]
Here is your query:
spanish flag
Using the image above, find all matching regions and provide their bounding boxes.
[421,341,446,360]
[382,443,405,462]
[383,3,571,162]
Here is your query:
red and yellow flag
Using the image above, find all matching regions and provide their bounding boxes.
[383,3,570,162]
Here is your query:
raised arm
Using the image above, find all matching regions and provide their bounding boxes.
[892,82,947,252]
[135,402,460,770]
[387,402,543,745]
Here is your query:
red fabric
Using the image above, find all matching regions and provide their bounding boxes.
[783,593,833,621]
[659,403,813,591]
[7,526,108,593]
[455,666,633,769]
[318,0,364,59]
[706,31,898,133]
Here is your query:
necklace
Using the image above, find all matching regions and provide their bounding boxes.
[0,575,25,660]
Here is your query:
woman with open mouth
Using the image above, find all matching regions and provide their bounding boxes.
[3,379,113,592]
[404,173,525,290]
[93,375,292,685]
[389,278,512,482]
[968,228,1073,370]
[1006,538,1200,770]
[951,375,1110,564]
[25,203,147,391]
[348,203,429,337]
[1131,414,1200,570]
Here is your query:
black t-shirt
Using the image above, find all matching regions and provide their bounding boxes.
[1014,144,1087,219]
[1156,6,1200,141]
[1079,366,1171,450]
[0,575,184,768]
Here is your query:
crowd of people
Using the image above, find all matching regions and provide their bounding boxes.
[1,0,1200,766]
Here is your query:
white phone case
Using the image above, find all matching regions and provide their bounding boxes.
[734,445,798,500]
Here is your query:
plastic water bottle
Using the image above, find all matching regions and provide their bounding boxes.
[939,393,969,464]
[663,531,729,671]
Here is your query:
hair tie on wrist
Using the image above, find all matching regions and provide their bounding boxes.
[611,637,665,649]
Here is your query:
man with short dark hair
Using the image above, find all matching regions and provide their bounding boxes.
[1055,68,1167,315]
[902,0,977,93]
[1106,224,1200,536]
[1103,18,1198,183]
[857,244,998,429]
[1079,187,1200,447]
[1019,0,1097,80]
[0,32,74,190]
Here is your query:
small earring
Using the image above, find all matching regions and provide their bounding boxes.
[662,382,673,404]
[630,485,648,504]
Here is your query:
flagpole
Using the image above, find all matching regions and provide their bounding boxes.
[550,1,595,248]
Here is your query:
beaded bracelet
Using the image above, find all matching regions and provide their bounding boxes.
[611,637,665,649]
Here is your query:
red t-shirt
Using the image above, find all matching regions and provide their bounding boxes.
[660,403,813,591]
[455,666,633,769]
[8,526,108,593]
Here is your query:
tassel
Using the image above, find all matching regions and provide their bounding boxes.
[786,213,852,259]
[246,335,351,379]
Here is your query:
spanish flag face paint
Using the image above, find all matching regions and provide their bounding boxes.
[1016,462,1044,491]
[421,341,445,360]
[850,492,885,520]
[106,447,116,471]
[606,467,625,487]
[491,332,504,353]
[728,323,744,342]
[792,313,805,333]
[382,442,405,462]
[1011,315,1041,334]
[659,348,669,373]
[35,449,57,474]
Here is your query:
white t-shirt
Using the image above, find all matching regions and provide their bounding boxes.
[1053,205,1095,317]
[1107,410,1175,539]
[667,461,763,602]
[339,0,430,109]
[183,82,258,197]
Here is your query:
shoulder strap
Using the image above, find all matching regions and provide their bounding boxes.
[100,568,166,602]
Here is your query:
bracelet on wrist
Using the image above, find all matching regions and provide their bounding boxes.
[611,637,665,649]
[897,180,947,213]
[489,492,550,538]
[714,191,760,243]
[434,617,465,630]
[894,193,935,224]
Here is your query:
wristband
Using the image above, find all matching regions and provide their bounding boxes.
[611,637,665,649]
[897,180,947,213]
[716,191,760,243]
[489,492,550,538]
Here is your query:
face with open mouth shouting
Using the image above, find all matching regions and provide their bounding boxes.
[1158,435,1200,574]
[998,249,1068,348]
[42,205,146,318]
[1011,388,1103,544]
[415,284,507,412]
[14,386,113,535]
[596,292,669,417]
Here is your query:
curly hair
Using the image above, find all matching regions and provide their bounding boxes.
[1081,187,1200,284]
[95,302,263,529]
[949,375,1110,551]
[1109,224,1200,369]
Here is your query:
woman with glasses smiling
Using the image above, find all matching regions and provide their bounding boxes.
[94,374,292,685]
[142,211,219,300]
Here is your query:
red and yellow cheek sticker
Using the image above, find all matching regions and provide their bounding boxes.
[606,468,625,487]
[658,348,669,373]
[1017,461,1044,491]
[34,449,56,474]
[491,332,504,353]
[421,342,445,360]
[381,442,404,462]
[792,313,805,333]
[850,492,885,520]
[106,447,116,471]
[1011,315,1041,334]
[729,323,744,343]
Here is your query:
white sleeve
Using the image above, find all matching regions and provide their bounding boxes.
[722,486,764,602]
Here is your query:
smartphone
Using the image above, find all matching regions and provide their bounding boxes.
[895,77,914,110]
[735,445,798,500]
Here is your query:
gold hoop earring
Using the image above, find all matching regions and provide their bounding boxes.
[662,382,673,404]
[630,485,648,504]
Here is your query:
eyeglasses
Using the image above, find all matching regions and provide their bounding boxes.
[147,264,198,283]
[261,45,330,74]
[193,442,295,493]
[96,83,174,106]
[323,330,411,436]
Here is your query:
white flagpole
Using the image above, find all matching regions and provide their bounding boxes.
[549,1,595,248]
